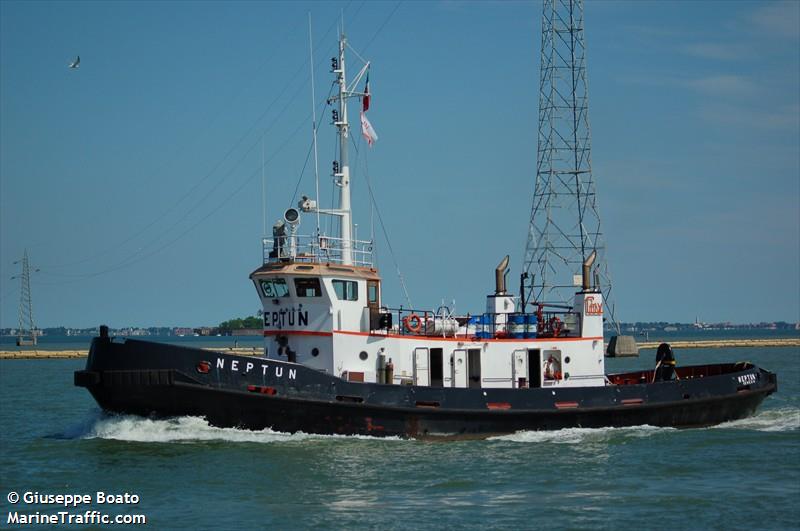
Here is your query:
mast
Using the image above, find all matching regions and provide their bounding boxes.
[293,28,369,266]
[333,32,353,265]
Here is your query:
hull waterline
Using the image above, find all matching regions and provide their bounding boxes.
[75,337,777,439]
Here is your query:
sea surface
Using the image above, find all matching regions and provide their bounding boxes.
[0,342,798,530]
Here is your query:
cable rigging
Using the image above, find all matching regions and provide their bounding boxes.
[38,8,351,276]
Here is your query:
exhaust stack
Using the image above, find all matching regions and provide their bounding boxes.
[495,255,510,295]
[582,250,597,291]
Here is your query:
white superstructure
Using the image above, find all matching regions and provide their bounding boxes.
[251,32,607,391]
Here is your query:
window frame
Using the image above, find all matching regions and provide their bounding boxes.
[294,277,322,297]
[260,278,290,298]
[332,279,359,301]
[368,282,379,304]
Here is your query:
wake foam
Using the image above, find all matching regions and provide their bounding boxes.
[713,407,800,432]
[63,406,796,445]
[73,414,401,443]
[491,424,674,444]
[85,415,295,443]
[494,407,799,443]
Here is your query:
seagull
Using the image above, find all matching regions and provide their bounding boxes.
[68,56,80,69]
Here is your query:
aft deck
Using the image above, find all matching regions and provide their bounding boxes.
[608,362,758,386]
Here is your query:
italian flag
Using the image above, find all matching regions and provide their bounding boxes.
[362,72,371,112]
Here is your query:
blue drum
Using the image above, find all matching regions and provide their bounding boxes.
[509,314,527,338]
[475,314,492,339]
[525,314,539,338]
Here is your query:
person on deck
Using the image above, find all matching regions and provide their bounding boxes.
[654,343,677,382]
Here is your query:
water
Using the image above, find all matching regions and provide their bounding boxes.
[1,346,798,529]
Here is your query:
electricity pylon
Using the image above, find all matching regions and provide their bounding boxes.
[522,0,619,333]
[12,249,38,346]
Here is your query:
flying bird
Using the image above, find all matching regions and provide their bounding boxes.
[68,56,80,69]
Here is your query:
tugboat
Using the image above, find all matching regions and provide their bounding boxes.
[75,34,777,439]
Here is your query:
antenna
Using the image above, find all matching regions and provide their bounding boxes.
[308,12,322,238]
[261,138,266,237]
[12,249,38,346]
[522,0,620,333]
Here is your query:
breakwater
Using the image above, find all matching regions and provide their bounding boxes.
[637,338,800,350]
[1,339,797,359]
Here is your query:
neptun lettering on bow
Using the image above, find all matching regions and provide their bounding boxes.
[215,357,297,380]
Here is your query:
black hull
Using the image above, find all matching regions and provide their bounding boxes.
[75,337,777,439]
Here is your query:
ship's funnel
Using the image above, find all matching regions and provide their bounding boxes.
[495,255,510,295]
[582,250,597,291]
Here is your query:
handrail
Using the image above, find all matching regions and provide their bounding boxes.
[371,306,581,340]
[262,234,373,267]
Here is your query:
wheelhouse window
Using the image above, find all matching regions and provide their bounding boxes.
[332,279,358,301]
[294,277,322,297]
[260,278,289,298]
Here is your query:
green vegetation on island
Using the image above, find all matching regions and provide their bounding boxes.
[218,316,262,331]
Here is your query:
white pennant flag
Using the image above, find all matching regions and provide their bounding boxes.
[360,111,378,147]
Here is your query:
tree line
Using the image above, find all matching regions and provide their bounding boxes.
[218,315,262,331]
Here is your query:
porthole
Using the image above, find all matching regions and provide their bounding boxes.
[359,351,368,361]
[564,356,571,364]
[311,348,320,357]
[564,372,570,379]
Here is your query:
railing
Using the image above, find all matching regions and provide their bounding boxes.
[470,310,580,339]
[372,307,460,337]
[370,307,581,340]
[262,234,374,267]
[607,362,755,387]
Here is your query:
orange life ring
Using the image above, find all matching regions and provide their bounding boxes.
[403,313,422,334]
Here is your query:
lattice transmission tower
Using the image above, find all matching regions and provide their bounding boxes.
[522,0,618,332]
[13,249,38,346]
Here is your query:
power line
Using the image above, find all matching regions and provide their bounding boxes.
[39,7,351,273]
[34,3,401,285]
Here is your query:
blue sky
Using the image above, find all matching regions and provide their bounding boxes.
[1,1,798,328]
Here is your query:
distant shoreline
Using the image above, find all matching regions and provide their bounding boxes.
[1,338,798,360]
[635,338,800,349]
[0,346,262,360]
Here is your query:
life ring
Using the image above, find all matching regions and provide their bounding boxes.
[550,316,562,337]
[403,313,422,334]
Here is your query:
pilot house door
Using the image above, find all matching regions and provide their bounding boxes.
[367,280,380,329]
